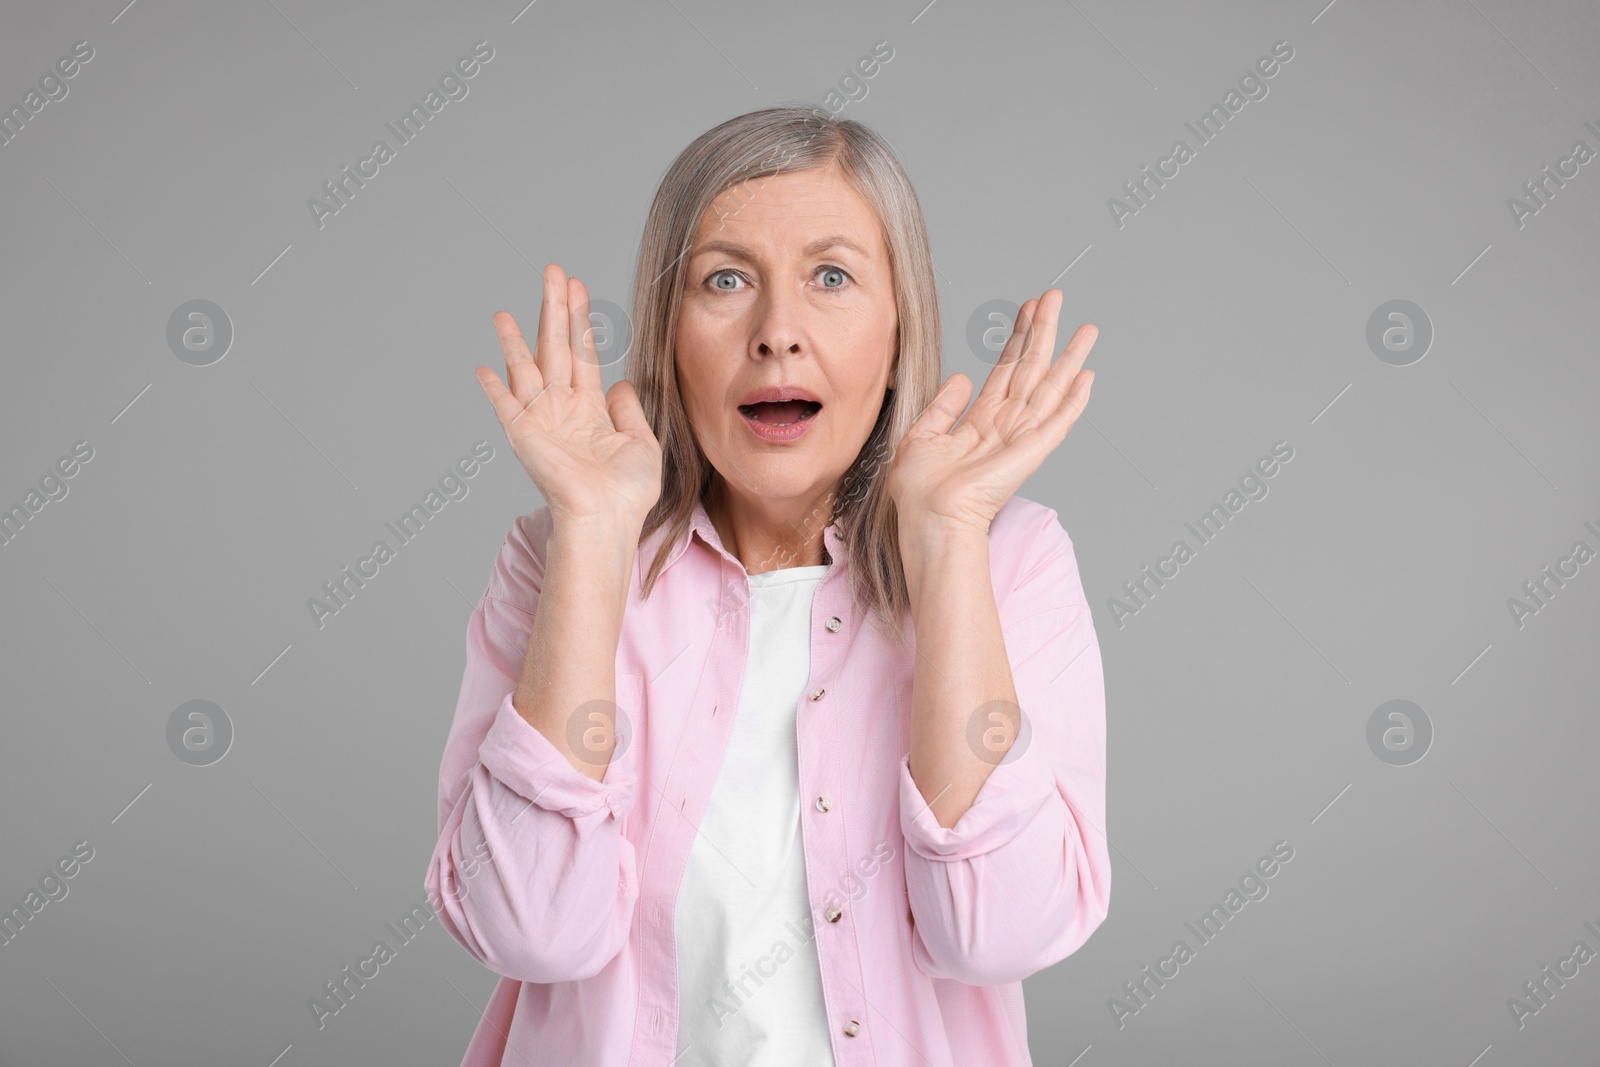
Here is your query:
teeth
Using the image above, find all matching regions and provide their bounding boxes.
[741,406,817,427]
[740,399,819,428]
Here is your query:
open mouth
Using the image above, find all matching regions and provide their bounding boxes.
[737,399,822,426]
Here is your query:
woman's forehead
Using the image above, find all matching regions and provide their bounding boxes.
[691,172,885,260]
[707,167,871,219]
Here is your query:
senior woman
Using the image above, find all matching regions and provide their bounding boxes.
[425,105,1109,1066]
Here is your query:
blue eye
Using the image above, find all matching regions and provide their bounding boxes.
[705,267,850,292]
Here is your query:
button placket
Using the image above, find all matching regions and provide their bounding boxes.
[807,587,870,1059]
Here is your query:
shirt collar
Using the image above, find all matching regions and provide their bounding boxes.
[645,497,846,578]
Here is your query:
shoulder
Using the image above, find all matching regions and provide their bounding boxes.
[484,504,557,609]
[989,494,1074,555]
[988,495,1087,609]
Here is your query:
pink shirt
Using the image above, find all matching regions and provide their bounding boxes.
[423,493,1111,1066]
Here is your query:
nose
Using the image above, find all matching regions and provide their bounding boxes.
[750,281,804,360]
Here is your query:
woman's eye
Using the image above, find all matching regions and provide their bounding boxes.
[706,267,849,291]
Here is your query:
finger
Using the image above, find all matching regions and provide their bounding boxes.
[1036,323,1099,417]
[475,365,532,434]
[909,373,973,437]
[492,310,543,405]
[1042,367,1095,443]
[1008,289,1063,402]
[568,276,604,396]
[537,263,574,392]
[975,299,1037,404]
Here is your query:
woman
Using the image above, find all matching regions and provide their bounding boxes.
[424,105,1109,1066]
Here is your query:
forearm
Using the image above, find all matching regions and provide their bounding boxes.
[427,757,640,983]
[512,515,640,782]
[900,517,1019,828]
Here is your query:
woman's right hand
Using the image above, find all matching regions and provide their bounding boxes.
[476,264,662,528]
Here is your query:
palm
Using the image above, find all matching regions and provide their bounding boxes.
[887,290,1097,533]
[502,377,661,521]
[477,266,662,525]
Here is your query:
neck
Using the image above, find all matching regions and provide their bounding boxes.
[705,479,835,574]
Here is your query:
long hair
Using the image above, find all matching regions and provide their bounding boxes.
[628,104,941,645]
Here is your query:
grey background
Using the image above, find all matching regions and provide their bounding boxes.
[1,0,1596,1064]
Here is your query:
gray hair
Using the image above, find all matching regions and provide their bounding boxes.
[629,104,942,644]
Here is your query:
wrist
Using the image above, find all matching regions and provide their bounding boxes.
[551,508,645,541]
[897,509,990,552]
[898,518,989,601]
[549,513,643,569]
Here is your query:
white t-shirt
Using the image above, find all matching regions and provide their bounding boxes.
[674,563,837,1066]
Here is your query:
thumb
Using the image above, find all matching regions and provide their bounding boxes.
[913,373,971,436]
[607,379,652,438]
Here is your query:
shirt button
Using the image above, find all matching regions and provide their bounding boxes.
[825,905,843,923]
[815,796,832,812]
[809,688,825,701]
[844,1019,861,1037]
[826,616,842,632]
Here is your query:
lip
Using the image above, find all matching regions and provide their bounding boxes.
[739,408,817,443]
[737,395,820,444]
[737,385,823,406]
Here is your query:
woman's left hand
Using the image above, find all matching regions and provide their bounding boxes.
[886,289,1098,536]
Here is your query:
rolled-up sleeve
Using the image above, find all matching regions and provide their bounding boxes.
[423,509,641,985]
[900,504,1111,987]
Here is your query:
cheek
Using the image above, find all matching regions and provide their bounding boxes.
[847,304,897,380]
[677,304,736,364]
[676,326,735,427]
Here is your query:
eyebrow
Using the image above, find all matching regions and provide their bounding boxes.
[687,234,873,263]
